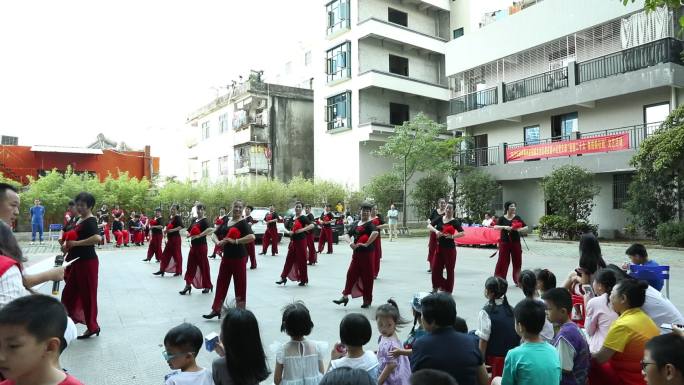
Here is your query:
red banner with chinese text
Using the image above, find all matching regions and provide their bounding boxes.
[505,133,630,162]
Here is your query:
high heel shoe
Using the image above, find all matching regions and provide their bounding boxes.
[298,282,307,286]
[202,310,221,320]
[333,296,349,306]
[202,288,213,294]
[173,273,181,277]
[77,328,101,339]
[361,302,371,309]
[179,286,191,295]
[275,278,287,285]
[142,258,151,262]
[153,271,164,277]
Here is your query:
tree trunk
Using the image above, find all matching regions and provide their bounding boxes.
[403,157,408,227]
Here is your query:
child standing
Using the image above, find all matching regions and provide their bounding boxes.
[375,299,411,385]
[543,288,591,385]
[329,313,379,383]
[162,323,213,385]
[0,295,84,385]
[534,268,556,296]
[519,270,555,342]
[273,302,325,385]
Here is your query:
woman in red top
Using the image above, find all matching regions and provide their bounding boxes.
[333,202,379,308]
[209,207,226,259]
[180,203,214,295]
[426,198,447,273]
[244,205,258,269]
[275,202,314,287]
[370,204,388,279]
[427,202,465,293]
[60,192,102,339]
[143,208,164,262]
[154,204,184,277]
[304,205,317,265]
[203,200,255,318]
[493,201,528,286]
[317,205,335,254]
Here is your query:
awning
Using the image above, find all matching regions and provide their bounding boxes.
[30,146,103,155]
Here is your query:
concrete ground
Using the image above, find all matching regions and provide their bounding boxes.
[23,236,684,385]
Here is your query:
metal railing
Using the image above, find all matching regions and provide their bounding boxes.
[578,38,682,83]
[503,67,568,102]
[450,87,498,115]
[453,146,500,167]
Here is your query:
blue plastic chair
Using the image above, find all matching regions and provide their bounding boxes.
[630,264,670,298]
[48,224,62,244]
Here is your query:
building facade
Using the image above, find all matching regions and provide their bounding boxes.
[445,0,683,237]
[314,0,453,191]
[186,77,314,184]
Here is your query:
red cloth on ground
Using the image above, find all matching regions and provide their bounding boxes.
[455,227,500,246]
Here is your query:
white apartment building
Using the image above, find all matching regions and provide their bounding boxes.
[313,0,453,193]
[446,0,684,237]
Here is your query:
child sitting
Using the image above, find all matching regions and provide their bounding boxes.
[520,270,555,341]
[492,299,561,385]
[542,288,590,385]
[329,313,379,383]
[375,299,411,385]
[0,295,84,385]
[163,323,213,385]
[273,302,325,385]
[534,268,556,296]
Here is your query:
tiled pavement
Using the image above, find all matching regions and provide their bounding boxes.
[23,236,683,385]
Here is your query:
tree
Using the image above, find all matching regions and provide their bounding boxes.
[542,165,600,223]
[410,174,451,220]
[374,113,459,225]
[363,172,403,216]
[453,168,499,221]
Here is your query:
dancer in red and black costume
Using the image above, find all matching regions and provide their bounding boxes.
[370,204,388,279]
[493,201,528,286]
[333,202,379,309]
[143,208,164,262]
[427,202,464,294]
[259,204,279,256]
[61,192,102,339]
[304,205,317,265]
[154,204,184,277]
[99,204,111,243]
[244,205,259,269]
[276,202,314,287]
[128,212,144,246]
[203,200,255,318]
[317,204,335,254]
[426,198,447,273]
[111,214,129,248]
[209,207,227,259]
[180,203,214,295]
[140,212,150,242]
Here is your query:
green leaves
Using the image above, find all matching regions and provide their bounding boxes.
[363,172,404,214]
[410,174,451,219]
[542,165,599,223]
[453,169,499,221]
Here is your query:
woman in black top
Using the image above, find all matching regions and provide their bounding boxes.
[203,200,255,318]
[493,201,528,286]
[154,204,184,277]
[276,201,314,286]
[180,203,214,295]
[304,205,317,265]
[427,198,447,272]
[427,202,465,294]
[61,192,103,339]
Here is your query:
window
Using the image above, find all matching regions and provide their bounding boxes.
[218,155,230,176]
[388,8,407,27]
[201,121,210,139]
[218,113,229,133]
[325,91,351,131]
[326,0,350,35]
[304,51,312,66]
[613,173,633,209]
[453,28,464,39]
[326,42,351,83]
[524,125,540,145]
[389,55,409,76]
[644,102,669,135]
[1,136,18,145]
[389,103,409,126]
[551,112,577,140]
[201,161,210,179]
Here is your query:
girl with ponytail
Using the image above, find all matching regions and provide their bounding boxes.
[375,299,411,385]
[519,270,555,342]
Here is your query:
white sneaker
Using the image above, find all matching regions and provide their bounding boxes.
[29,241,34,245]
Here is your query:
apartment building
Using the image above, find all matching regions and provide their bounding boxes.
[314,0,452,192]
[186,75,314,184]
[446,0,683,237]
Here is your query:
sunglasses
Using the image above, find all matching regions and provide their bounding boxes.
[640,360,657,371]
[162,350,194,361]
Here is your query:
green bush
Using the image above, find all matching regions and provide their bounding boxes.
[410,174,451,220]
[539,215,598,240]
[656,221,684,247]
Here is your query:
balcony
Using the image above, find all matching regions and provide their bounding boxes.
[233,124,269,146]
[234,144,269,175]
[358,70,450,101]
[449,87,497,115]
[503,67,568,102]
[357,18,447,55]
[232,113,267,132]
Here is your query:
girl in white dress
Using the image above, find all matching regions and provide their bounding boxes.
[274,302,326,385]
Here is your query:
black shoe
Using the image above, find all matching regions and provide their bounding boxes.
[298,282,307,286]
[142,258,151,262]
[179,285,191,295]
[202,310,221,320]
[250,266,257,270]
[333,297,349,306]
[124,244,129,247]
[258,252,266,255]
[173,273,181,277]
[275,278,287,285]
[209,254,216,259]
[202,288,213,294]
[361,302,371,309]
[77,328,101,339]
[153,271,164,277]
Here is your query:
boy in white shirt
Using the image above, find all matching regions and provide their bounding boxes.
[163,323,213,385]
[329,313,379,383]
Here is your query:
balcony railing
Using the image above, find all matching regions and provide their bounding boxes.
[503,67,568,102]
[578,38,682,83]
[454,145,500,167]
[449,87,497,115]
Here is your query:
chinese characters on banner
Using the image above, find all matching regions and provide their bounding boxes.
[505,133,630,162]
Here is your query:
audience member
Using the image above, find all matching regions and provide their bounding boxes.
[623,244,664,291]
[329,313,379,383]
[410,369,458,385]
[375,300,411,385]
[0,183,19,228]
[491,299,561,385]
[643,333,684,385]
[453,316,468,334]
[402,292,430,351]
[162,323,212,385]
[542,288,590,385]
[274,302,325,385]
[584,268,618,353]
[534,268,556,296]
[519,270,555,341]
[319,367,374,385]
[410,293,488,385]
[564,233,606,295]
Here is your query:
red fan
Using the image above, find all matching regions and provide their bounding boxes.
[64,230,78,241]
[150,219,158,226]
[356,233,369,246]
[442,224,456,235]
[227,227,241,240]
[372,217,381,226]
[356,225,365,233]
[511,219,523,230]
[490,218,497,226]
[190,224,201,236]
[166,223,174,231]
[215,217,224,226]
[292,219,303,233]
[265,214,272,222]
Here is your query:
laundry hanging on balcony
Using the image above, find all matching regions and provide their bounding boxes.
[620,7,670,49]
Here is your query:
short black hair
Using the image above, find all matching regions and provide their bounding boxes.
[246,205,253,211]
[504,201,516,213]
[421,293,456,327]
[134,214,141,219]
[163,323,203,355]
[535,268,557,291]
[74,192,96,209]
[513,299,546,335]
[339,313,371,347]
[281,302,314,337]
[646,333,684,372]
[519,270,537,298]
[359,202,373,211]
[320,367,374,385]
[614,279,649,308]
[0,183,18,201]
[410,369,457,385]
[0,295,67,344]
[453,316,468,333]
[542,287,573,313]
[155,207,162,212]
[625,243,648,258]
[171,204,180,210]
[196,203,205,210]
[67,200,75,207]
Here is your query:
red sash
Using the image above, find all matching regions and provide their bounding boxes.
[0,255,21,277]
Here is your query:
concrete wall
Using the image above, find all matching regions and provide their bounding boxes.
[359,88,448,124]
[357,0,447,38]
[189,105,236,183]
[358,38,445,85]
[271,97,315,182]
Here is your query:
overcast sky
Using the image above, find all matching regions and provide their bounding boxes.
[0,0,319,177]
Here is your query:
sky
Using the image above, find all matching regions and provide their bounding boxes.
[0,0,319,178]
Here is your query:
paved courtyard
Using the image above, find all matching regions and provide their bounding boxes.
[23,236,684,385]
